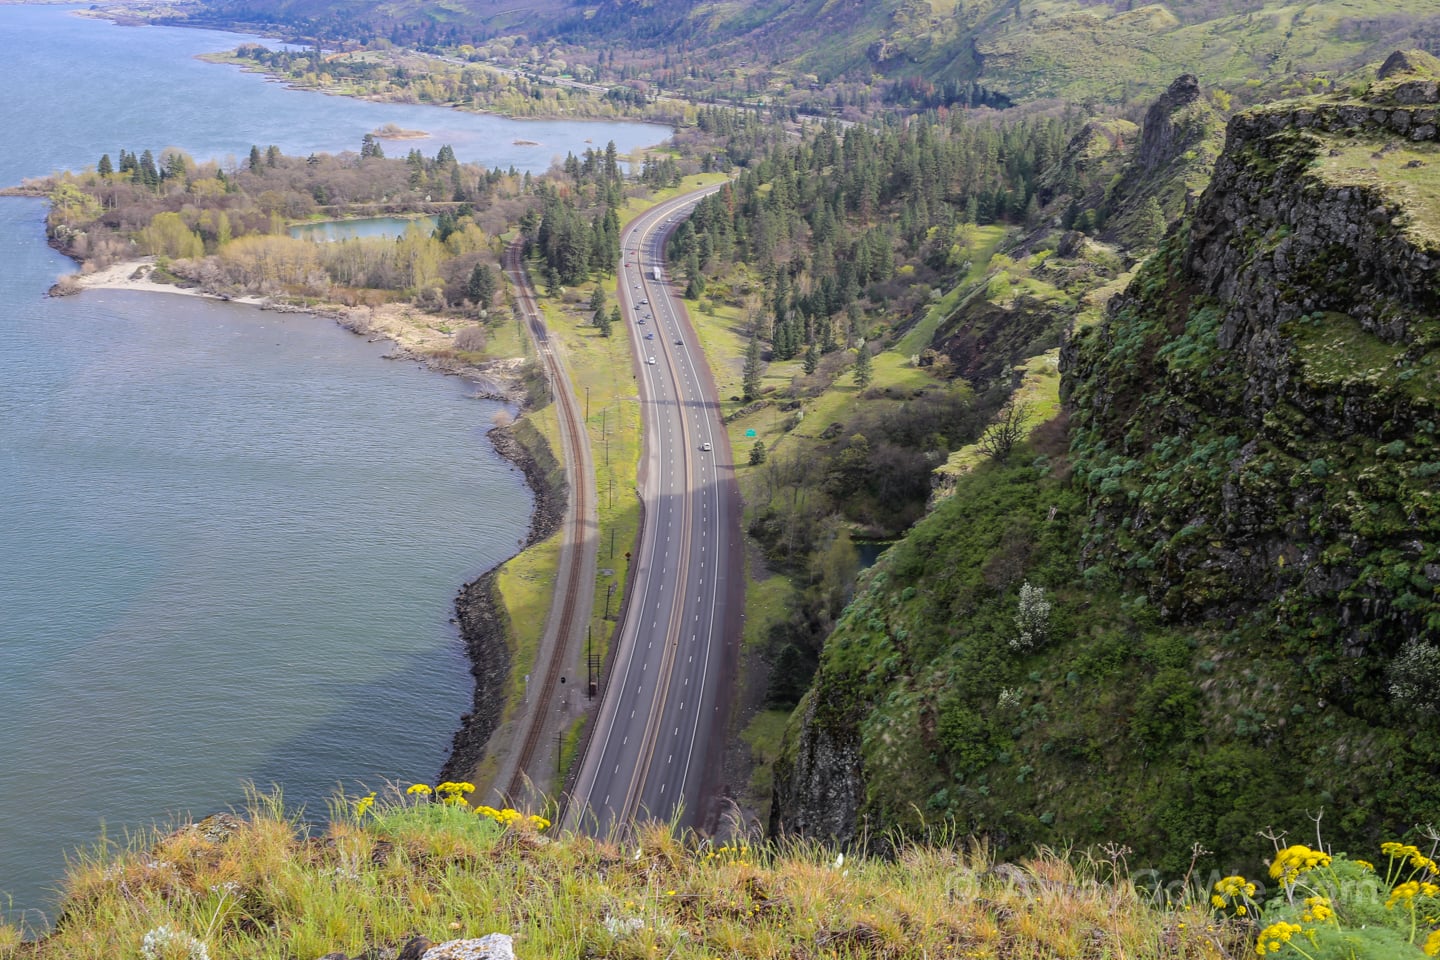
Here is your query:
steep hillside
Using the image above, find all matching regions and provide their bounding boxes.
[173,0,1440,109]
[771,52,1440,875]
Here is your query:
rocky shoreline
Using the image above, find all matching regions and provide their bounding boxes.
[440,418,565,783]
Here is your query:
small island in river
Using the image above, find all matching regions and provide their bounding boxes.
[371,122,429,140]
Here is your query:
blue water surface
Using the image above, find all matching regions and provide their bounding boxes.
[0,5,663,926]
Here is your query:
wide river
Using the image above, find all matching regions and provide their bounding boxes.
[0,4,669,927]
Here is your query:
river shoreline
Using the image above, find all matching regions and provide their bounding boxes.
[63,254,557,788]
[440,420,564,783]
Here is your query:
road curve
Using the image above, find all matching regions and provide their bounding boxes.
[563,184,743,836]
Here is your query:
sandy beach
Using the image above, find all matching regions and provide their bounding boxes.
[65,257,529,399]
[70,258,265,305]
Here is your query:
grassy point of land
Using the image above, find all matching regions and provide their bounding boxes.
[893,224,1009,358]
[1075,267,1139,330]
[1316,138,1440,248]
[935,347,1062,482]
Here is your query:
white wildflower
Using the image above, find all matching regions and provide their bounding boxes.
[140,925,210,960]
[603,915,645,937]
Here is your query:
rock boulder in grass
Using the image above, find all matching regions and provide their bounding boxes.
[1374,49,1440,105]
[421,935,516,960]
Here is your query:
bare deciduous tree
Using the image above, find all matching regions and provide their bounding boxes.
[977,399,1032,463]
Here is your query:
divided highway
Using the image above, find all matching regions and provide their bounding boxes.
[563,185,742,834]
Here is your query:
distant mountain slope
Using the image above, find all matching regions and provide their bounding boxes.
[181,0,1440,106]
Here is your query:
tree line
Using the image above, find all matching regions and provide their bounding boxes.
[45,140,533,309]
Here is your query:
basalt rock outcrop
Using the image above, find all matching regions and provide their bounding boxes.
[1068,55,1440,633]
[771,54,1440,871]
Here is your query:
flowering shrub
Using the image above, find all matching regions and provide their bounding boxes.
[474,805,550,831]
[1011,581,1051,651]
[1211,836,1440,959]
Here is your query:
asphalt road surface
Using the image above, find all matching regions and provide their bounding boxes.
[563,185,742,835]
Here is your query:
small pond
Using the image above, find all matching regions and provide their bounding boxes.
[289,216,438,242]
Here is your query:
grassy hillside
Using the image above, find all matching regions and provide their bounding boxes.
[7,787,1437,958]
[169,0,1440,112]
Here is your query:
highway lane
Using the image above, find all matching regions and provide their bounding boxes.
[563,184,741,834]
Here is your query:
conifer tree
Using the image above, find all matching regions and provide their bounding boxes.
[852,341,872,389]
[466,263,496,307]
[742,333,763,402]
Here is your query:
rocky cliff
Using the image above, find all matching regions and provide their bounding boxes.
[771,54,1440,871]
[1068,53,1440,632]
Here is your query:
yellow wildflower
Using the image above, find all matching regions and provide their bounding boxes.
[1422,930,1440,957]
[354,792,376,818]
[1355,860,1375,872]
[1388,882,1421,909]
[1270,845,1331,886]
[1255,921,1303,956]
[1216,875,1257,898]
[1300,896,1333,923]
[406,783,433,796]
[526,814,551,831]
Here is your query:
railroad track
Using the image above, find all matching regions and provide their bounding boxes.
[500,239,594,803]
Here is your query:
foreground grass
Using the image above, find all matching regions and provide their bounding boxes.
[3,791,1252,960]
